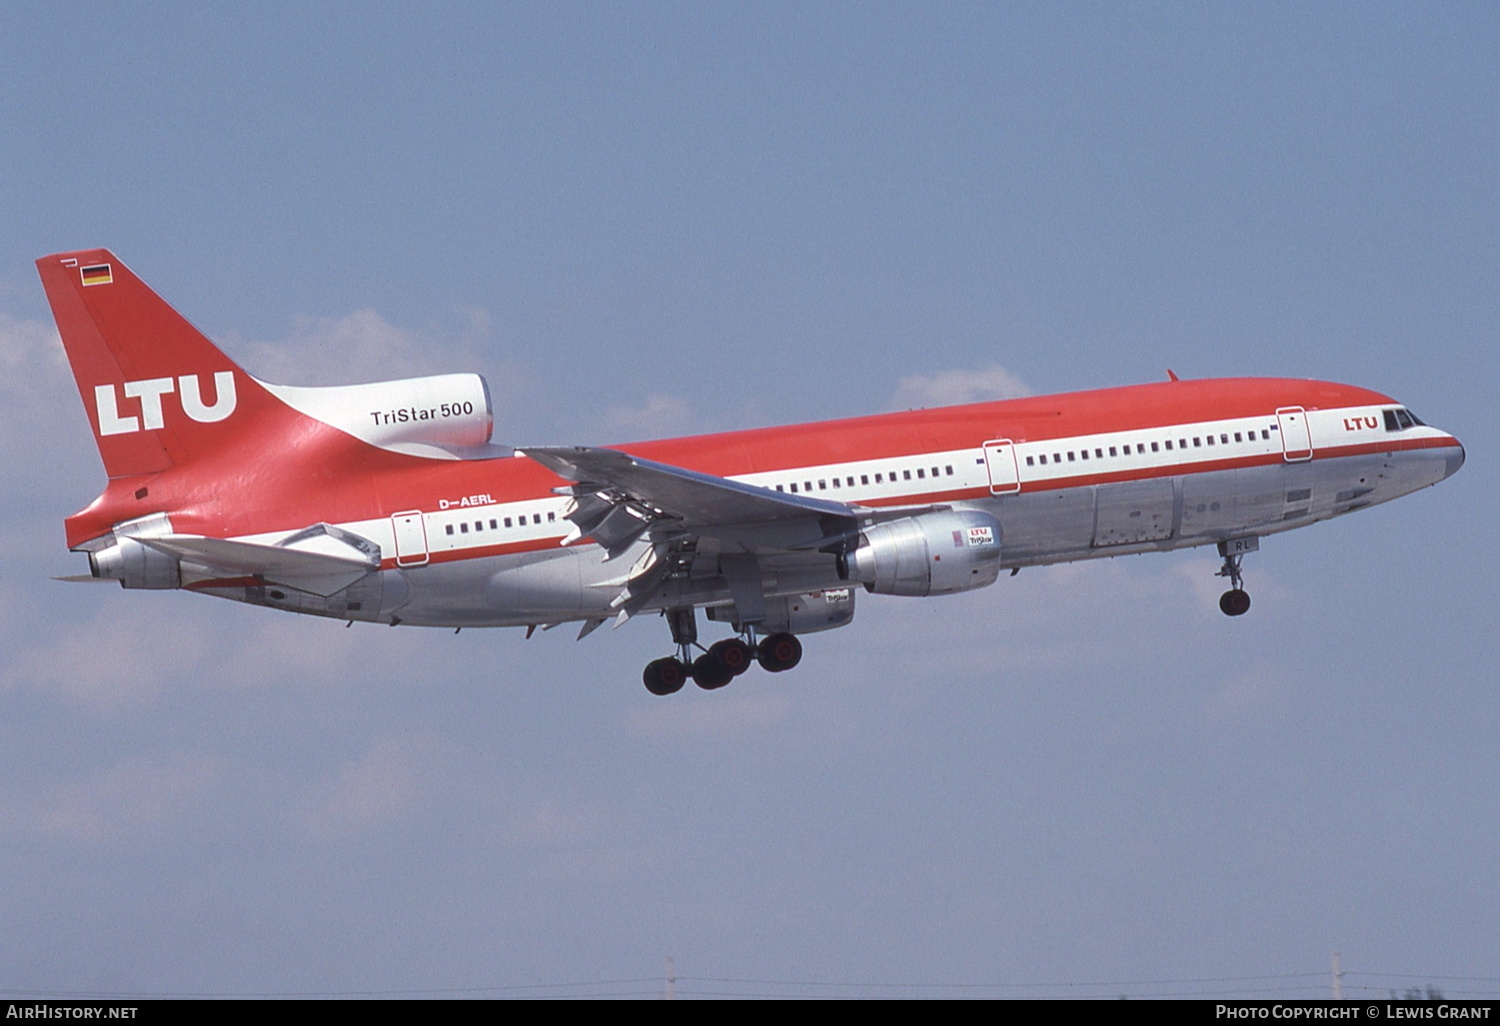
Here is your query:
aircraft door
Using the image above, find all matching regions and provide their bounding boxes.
[983,439,1021,495]
[390,511,429,567]
[1276,407,1313,462]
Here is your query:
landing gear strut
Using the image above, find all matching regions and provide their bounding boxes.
[1215,539,1254,617]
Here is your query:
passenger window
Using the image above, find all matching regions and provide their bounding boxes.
[1151,442,1159,452]
[475,521,483,531]
[534,514,542,524]
[776,485,784,492]
[831,478,840,488]
[818,480,827,490]
[861,475,869,485]
[1109,446,1117,457]
[1039,455,1047,465]
[874,474,883,483]
[445,525,454,536]
[460,523,469,534]
[1220,434,1228,444]
[1165,440,1173,450]
[1026,456,1035,466]
[1094,449,1102,459]
[1193,437,1202,447]
[1234,432,1243,443]
[1066,452,1075,462]
[1206,436,1215,446]
[790,483,798,492]
[945,466,953,475]
[1080,450,1088,460]
[848,477,856,487]
[504,517,512,528]
[930,467,939,478]
[903,470,912,480]
[548,512,556,522]
[916,468,926,478]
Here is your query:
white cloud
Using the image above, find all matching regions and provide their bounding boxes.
[296,733,445,840]
[601,392,700,440]
[893,364,1032,409]
[0,311,66,381]
[508,798,610,846]
[0,594,431,713]
[0,313,91,481]
[239,308,459,386]
[5,753,221,844]
[2,601,215,712]
[230,304,544,444]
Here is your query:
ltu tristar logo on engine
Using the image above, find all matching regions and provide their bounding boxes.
[94,372,238,435]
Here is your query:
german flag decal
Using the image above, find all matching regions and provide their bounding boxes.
[80,263,113,287]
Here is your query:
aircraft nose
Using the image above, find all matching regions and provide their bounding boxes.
[1444,439,1465,480]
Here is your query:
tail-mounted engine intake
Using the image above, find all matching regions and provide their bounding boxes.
[261,373,494,455]
[839,509,1002,596]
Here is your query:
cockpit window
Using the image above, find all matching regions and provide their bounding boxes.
[1384,407,1422,432]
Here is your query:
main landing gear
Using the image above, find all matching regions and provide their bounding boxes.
[1215,539,1254,617]
[642,608,802,696]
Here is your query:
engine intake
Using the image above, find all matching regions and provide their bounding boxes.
[840,509,1002,596]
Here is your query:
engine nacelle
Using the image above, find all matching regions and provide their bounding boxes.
[840,509,1001,596]
[89,537,181,589]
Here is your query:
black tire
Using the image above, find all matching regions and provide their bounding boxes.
[710,638,754,676]
[1219,588,1252,617]
[692,651,733,690]
[756,632,803,673]
[643,657,687,695]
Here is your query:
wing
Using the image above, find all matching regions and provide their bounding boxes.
[521,446,862,557]
[519,446,938,625]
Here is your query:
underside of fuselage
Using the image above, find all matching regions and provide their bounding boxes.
[195,442,1457,632]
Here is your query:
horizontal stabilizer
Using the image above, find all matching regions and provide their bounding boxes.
[140,531,379,597]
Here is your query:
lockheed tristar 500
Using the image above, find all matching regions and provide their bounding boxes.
[39,250,1465,694]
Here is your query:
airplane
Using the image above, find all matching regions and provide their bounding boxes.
[38,249,1465,695]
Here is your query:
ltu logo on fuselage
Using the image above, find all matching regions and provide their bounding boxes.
[94,372,237,436]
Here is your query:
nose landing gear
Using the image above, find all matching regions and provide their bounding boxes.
[1215,538,1255,617]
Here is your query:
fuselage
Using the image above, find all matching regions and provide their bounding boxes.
[66,376,1460,630]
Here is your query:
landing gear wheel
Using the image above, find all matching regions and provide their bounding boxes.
[1219,589,1251,617]
[692,651,733,690]
[756,632,802,673]
[710,638,754,677]
[643,657,688,696]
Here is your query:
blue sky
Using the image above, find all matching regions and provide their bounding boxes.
[1,2,1496,999]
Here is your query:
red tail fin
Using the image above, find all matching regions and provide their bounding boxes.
[36,249,279,479]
